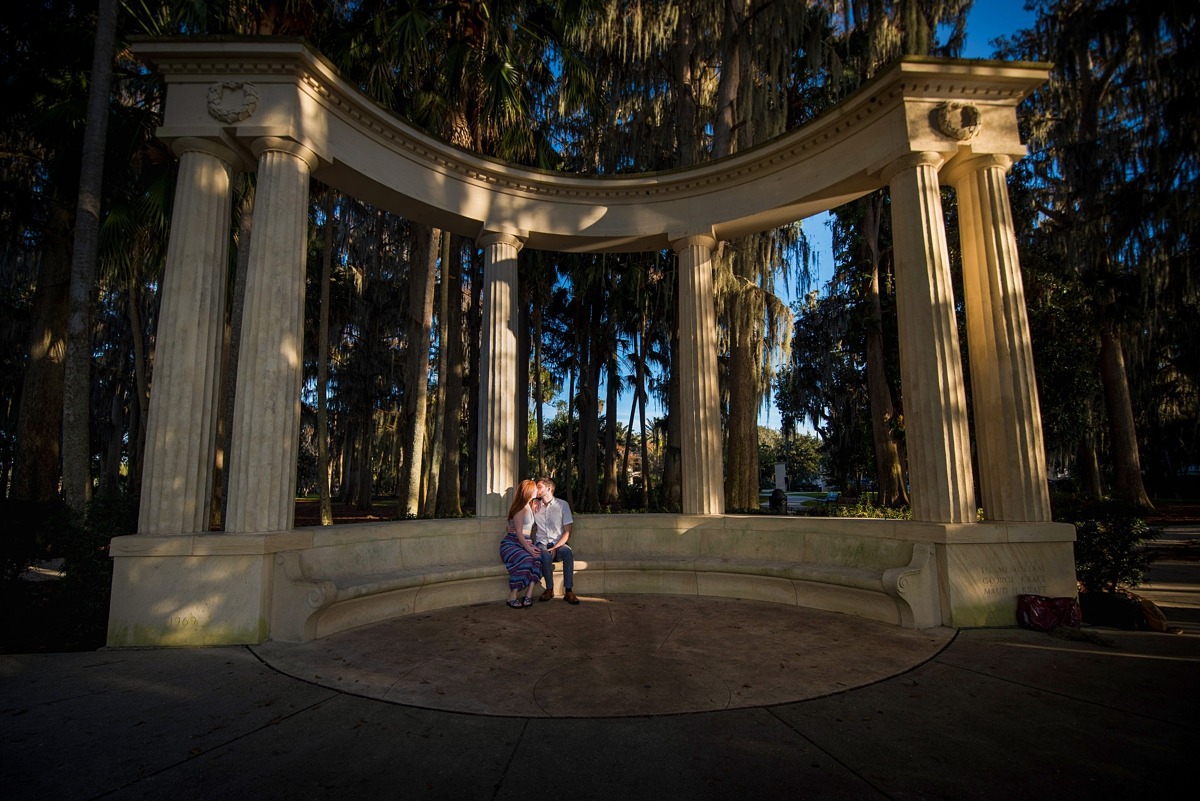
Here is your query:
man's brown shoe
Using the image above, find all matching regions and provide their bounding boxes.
[564,590,579,605]
[540,588,554,602]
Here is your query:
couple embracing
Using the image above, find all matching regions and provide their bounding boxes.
[499,477,578,608]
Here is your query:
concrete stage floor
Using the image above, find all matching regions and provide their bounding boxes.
[253,594,954,717]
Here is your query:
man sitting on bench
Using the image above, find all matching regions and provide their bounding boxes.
[533,477,578,604]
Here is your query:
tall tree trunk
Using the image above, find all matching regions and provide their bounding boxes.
[62,0,119,512]
[425,232,451,515]
[316,188,336,525]
[637,319,650,509]
[564,365,576,505]
[672,7,700,167]
[125,275,150,495]
[620,360,637,491]
[1099,325,1153,509]
[603,346,620,508]
[388,406,403,499]
[354,422,373,511]
[725,286,760,511]
[464,243,481,512]
[663,324,683,512]
[436,236,466,516]
[1076,425,1104,501]
[533,298,546,477]
[340,424,358,504]
[99,378,125,496]
[399,226,440,517]
[710,0,748,158]
[11,203,71,502]
[329,422,342,499]
[865,280,908,507]
[578,298,602,511]
[98,330,130,497]
[861,195,909,507]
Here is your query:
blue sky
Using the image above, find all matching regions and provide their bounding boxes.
[962,0,1038,59]
[580,1,1042,434]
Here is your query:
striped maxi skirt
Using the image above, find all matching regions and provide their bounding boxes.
[500,531,543,591]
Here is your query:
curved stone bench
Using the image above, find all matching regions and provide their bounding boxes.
[268,514,942,643]
[107,515,1076,646]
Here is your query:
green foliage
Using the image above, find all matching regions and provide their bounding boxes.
[776,289,874,491]
[801,493,911,520]
[1052,494,1157,594]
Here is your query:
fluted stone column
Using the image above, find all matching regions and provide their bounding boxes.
[947,155,1051,521]
[673,234,724,515]
[475,232,524,518]
[884,153,975,523]
[225,138,318,533]
[138,139,236,534]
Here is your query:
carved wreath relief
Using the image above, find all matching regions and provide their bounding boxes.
[933,101,982,141]
[207,81,259,123]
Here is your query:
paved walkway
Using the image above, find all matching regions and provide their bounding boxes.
[2,527,1197,799]
[1141,524,1200,634]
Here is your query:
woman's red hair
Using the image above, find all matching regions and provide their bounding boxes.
[507,479,537,520]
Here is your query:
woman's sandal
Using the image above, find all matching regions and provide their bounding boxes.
[521,596,533,607]
[506,599,523,609]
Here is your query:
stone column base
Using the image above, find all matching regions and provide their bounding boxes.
[932,527,1078,627]
[106,533,307,647]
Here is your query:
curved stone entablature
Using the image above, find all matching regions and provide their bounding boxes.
[134,38,1049,252]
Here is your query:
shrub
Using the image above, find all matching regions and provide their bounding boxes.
[802,495,911,519]
[1052,494,1157,594]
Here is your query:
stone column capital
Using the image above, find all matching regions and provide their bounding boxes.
[940,153,1014,187]
[477,230,526,252]
[251,136,321,172]
[668,233,719,253]
[880,151,945,184]
[171,136,238,166]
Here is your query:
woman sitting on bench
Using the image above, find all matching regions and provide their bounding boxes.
[499,479,543,608]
